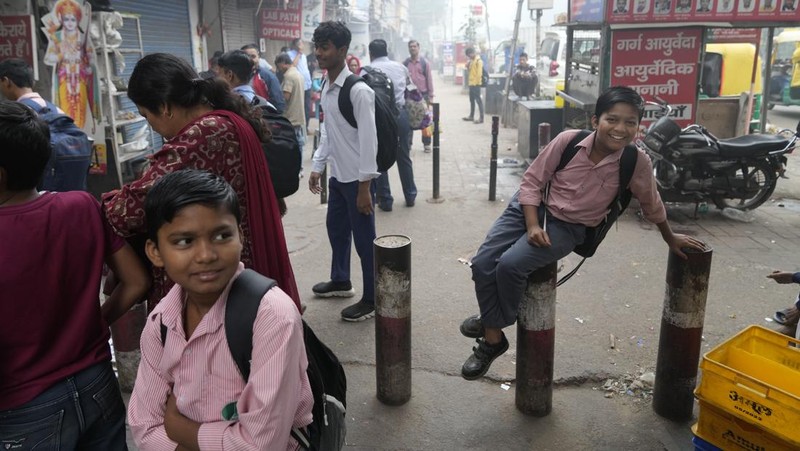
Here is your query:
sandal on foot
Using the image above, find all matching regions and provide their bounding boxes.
[773,306,799,326]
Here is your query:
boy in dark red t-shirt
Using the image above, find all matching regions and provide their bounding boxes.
[0,100,149,448]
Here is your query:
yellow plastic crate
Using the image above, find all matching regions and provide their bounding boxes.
[695,325,800,446]
[694,400,797,451]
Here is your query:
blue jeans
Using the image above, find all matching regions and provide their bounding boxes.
[376,108,416,207]
[327,177,377,303]
[0,361,127,450]
[471,192,585,329]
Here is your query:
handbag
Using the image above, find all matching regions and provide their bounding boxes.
[404,81,428,130]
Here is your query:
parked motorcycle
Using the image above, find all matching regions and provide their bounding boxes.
[638,102,796,211]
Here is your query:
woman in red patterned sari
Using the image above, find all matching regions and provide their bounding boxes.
[102,53,300,311]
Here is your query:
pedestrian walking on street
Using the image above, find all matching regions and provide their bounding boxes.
[128,170,313,450]
[309,21,380,322]
[286,38,313,130]
[463,47,484,124]
[459,86,706,380]
[367,38,417,211]
[216,49,263,104]
[405,39,434,152]
[275,52,308,171]
[0,100,149,449]
[241,43,286,114]
[102,52,301,312]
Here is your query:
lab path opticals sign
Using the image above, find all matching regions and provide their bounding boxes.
[610,28,702,127]
[261,0,302,40]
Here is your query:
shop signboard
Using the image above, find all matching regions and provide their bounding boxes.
[301,0,325,42]
[0,15,37,79]
[442,41,455,77]
[607,0,800,23]
[571,0,606,22]
[260,0,302,40]
[610,28,702,127]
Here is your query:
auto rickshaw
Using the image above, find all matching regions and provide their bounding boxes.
[768,28,800,109]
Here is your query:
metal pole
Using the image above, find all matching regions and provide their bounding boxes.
[312,128,328,205]
[489,116,499,201]
[652,247,713,421]
[760,28,775,134]
[109,302,147,392]
[500,0,525,128]
[515,262,558,416]
[429,103,444,203]
[375,235,412,406]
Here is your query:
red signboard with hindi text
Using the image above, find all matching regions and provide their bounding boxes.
[260,0,302,40]
[610,28,702,127]
[0,15,37,79]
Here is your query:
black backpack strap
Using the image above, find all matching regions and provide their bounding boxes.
[225,269,276,381]
[555,129,593,172]
[338,74,361,129]
[160,316,168,346]
[617,145,638,211]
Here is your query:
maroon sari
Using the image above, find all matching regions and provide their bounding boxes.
[102,110,301,311]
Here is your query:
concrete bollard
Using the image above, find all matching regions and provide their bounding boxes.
[374,235,412,405]
[109,301,147,392]
[515,262,558,416]
[489,116,499,201]
[652,247,713,421]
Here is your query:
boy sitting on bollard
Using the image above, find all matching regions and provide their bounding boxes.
[459,86,706,380]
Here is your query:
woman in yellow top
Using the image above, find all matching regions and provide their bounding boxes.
[463,47,484,124]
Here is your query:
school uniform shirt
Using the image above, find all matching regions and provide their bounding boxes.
[128,263,313,451]
[311,67,379,182]
[518,129,667,227]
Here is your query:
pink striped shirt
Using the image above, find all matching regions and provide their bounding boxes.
[518,129,666,227]
[128,263,313,451]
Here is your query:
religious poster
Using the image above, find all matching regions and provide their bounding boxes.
[0,15,38,80]
[607,0,800,21]
[610,28,702,127]
[260,0,302,40]
[41,0,96,129]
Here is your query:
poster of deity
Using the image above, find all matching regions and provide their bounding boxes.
[41,0,97,128]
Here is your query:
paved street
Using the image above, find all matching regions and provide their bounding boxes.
[125,74,800,449]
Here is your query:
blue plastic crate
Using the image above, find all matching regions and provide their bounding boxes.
[693,435,722,451]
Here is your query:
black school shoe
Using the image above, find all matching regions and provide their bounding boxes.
[460,314,484,338]
[341,299,375,322]
[461,334,509,380]
[312,280,355,298]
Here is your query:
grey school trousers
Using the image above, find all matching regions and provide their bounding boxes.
[471,191,586,329]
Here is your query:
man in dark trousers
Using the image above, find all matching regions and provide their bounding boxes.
[308,21,380,322]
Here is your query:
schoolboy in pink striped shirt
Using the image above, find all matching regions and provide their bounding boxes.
[128,170,312,450]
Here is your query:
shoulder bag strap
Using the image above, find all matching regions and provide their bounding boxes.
[225,269,276,381]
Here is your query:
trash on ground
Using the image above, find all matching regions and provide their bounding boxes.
[721,207,755,223]
[609,334,616,349]
[599,368,655,400]
[765,317,774,322]
[500,383,510,391]
[575,317,584,324]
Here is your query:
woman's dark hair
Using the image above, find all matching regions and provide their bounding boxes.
[127,53,268,141]
[217,50,255,84]
[145,169,241,243]
[595,86,645,121]
[313,21,351,49]
[0,100,51,190]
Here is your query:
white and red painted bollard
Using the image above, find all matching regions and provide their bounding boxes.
[515,262,558,416]
[653,247,713,421]
[374,235,412,405]
[109,302,147,392]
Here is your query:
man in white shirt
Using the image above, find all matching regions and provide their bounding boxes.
[309,21,380,322]
[366,39,417,211]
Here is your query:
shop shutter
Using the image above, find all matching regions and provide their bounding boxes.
[106,0,193,149]
[222,1,257,51]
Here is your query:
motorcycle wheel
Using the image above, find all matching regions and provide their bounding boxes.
[712,160,777,211]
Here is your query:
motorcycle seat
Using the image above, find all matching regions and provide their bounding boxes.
[717,134,790,157]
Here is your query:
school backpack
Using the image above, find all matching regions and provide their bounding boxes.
[160,269,347,451]
[339,66,398,172]
[20,98,92,192]
[547,130,638,285]
[251,96,302,198]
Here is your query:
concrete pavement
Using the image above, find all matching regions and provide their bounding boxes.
[125,74,800,450]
